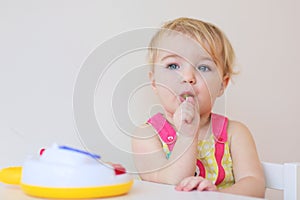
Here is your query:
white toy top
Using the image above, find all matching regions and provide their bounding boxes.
[21,144,132,187]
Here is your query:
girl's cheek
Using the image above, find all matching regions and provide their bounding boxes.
[205,81,222,100]
[155,72,181,88]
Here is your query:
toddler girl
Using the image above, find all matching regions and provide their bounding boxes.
[132,17,265,198]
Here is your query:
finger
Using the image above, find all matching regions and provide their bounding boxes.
[180,103,195,124]
[186,96,200,112]
[185,96,195,105]
[182,112,194,124]
[184,97,196,110]
[175,177,194,191]
[197,179,217,191]
[175,184,184,191]
[196,179,210,191]
[176,177,191,188]
[182,182,199,191]
[176,177,203,191]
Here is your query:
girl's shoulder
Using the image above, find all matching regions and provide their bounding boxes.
[227,119,250,133]
[133,123,156,137]
[131,124,162,153]
[226,119,253,147]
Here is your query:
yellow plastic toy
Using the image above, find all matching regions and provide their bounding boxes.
[0,144,133,199]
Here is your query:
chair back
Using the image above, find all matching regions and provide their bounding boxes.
[262,162,300,200]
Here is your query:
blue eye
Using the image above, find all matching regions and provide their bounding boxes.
[197,65,211,72]
[167,64,180,70]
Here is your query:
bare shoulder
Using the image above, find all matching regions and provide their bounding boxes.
[131,124,161,153]
[132,123,155,137]
[227,119,251,134]
[226,119,254,146]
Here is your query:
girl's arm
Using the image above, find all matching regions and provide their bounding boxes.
[132,97,200,185]
[131,124,198,185]
[220,120,265,198]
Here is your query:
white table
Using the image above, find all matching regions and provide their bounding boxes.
[0,180,265,200]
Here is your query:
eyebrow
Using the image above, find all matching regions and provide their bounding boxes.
[160,54,181,61]
[160,54,214,64]
[198,57,214,63]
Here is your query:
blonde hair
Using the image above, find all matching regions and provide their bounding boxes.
[149,17,236,78]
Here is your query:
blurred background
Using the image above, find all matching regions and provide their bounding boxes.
[0,0,299,199]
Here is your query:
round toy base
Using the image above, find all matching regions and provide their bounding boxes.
[21,180,134,199]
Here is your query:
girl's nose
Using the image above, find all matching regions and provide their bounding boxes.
[182,66,196,84]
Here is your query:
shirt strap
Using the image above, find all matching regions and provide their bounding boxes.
[147,113,177,152]
[211,113,228,142]
[211,113,228,185]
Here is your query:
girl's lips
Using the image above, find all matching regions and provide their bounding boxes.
[179,92,195,102]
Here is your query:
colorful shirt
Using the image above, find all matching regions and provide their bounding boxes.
[147,113,235,189]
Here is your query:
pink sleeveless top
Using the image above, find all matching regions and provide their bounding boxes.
[147,113,235,189]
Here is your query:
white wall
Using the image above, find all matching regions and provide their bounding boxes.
[1,0,299,199]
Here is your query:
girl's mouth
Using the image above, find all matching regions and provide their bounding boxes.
[179,92,195,102]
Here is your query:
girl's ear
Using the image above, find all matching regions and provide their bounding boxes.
[217,75,230,97]
[148,71,157,93]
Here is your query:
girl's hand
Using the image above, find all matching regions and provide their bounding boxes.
[173,96,199,137]
[175,176,217,192]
